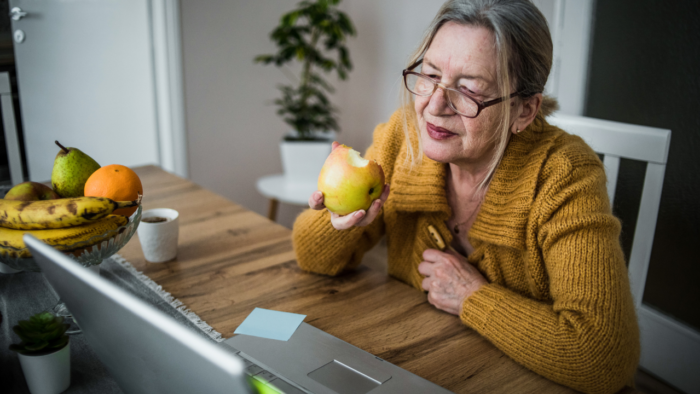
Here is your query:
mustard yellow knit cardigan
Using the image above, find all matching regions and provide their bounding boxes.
[292,110,640,394]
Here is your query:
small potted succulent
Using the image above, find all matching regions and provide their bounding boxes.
[9,311,71,394]
[255,0,355,181]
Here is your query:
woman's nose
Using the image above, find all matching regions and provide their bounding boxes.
[427,85,455,116]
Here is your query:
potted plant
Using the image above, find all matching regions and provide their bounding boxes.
[255,0,355,182]
[9,311,71,394]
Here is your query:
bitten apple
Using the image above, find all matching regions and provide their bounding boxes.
[4,182,60,201]
[317,144,385,215]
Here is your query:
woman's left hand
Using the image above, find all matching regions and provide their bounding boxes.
[418,248,488,315]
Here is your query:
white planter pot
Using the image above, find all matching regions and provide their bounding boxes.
[18,341,71,394]
[280,138,333,183]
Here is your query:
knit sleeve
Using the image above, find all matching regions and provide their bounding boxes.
[460,144,639,394]
[292,208,385,275]
[292,110,405,275]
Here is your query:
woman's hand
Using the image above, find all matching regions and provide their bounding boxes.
[308,184,390,230]
[418,248,488,315]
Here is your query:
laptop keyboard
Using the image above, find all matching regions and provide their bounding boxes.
[241,356,306,394]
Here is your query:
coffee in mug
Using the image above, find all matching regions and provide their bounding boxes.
[142,217,169,223]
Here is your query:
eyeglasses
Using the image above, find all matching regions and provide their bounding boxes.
[402,69,520,118]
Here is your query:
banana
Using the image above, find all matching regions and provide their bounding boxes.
[0,215,129,258]
[0,196,139,230]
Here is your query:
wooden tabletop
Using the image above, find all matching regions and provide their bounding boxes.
[119,166,579,394]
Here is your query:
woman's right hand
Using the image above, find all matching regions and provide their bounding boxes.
[308,184,390,230]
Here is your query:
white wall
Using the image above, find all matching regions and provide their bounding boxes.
[180,0,445,227]
[180,0,294,224]
[180,0,558,228]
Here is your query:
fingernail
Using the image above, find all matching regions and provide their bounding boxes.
[355,210,365,218]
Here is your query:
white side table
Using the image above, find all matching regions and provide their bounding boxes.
[256,174,317,221]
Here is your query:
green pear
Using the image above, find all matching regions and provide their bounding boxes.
[51,141,101,198]
[4,181,60,201]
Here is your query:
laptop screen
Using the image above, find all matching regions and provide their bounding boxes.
[26,234,255,394]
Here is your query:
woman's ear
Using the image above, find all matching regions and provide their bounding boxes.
[511,93,543,134]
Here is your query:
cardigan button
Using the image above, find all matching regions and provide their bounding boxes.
[427,225,446,250]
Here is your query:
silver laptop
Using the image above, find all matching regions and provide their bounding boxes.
[28,234,452,394]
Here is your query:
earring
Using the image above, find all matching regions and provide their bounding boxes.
[515,128,520,134]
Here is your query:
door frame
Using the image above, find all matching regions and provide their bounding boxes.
[150,0,188,178]
[545,0,595,116]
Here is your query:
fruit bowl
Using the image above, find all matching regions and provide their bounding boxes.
[0,205,142,272]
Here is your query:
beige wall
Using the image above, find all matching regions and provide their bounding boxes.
[180,0,555,228]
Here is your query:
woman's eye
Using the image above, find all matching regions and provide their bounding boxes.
[459,86,476,95]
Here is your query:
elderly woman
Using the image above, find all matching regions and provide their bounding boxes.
[292,0,639,393]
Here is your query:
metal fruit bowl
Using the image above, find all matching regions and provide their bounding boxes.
[0,205,142,272]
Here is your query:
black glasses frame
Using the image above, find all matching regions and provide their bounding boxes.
[402,68,520,118]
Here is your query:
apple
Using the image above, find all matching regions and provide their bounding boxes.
[318,143,385,215]
[4,181,61,201]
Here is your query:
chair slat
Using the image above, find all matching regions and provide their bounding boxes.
[628,163,666,307]
[603,155,620,204]
[549,114,671,164]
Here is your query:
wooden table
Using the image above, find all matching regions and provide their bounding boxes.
[118,166,583,394]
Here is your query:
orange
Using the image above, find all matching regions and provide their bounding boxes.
[84,165,143,216]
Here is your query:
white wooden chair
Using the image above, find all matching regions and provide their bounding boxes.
[547,114,700,393]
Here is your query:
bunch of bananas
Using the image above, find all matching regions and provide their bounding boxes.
[0,196,140,258]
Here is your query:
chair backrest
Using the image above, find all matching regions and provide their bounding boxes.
[547,113,671,308]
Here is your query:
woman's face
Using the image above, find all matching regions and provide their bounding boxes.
[415,22,503,167]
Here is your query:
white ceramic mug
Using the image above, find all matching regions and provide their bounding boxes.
[137,208,179,263]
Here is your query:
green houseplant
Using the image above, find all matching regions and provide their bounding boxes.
[10,311,71,394]
[255,0,356,142]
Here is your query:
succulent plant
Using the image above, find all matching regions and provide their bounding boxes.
[9,311,70,355]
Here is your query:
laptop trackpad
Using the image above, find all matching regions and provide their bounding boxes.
[308,360,381,394]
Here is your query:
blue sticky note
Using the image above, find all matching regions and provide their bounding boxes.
[234,308,306,341]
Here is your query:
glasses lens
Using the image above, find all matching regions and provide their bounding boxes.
[405,73,435,96]
[404,72,480,117]
[446,90,479,117]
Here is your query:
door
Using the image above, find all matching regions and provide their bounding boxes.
[9,0,159,182]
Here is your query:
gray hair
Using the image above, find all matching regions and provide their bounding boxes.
[401,0,558,192]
